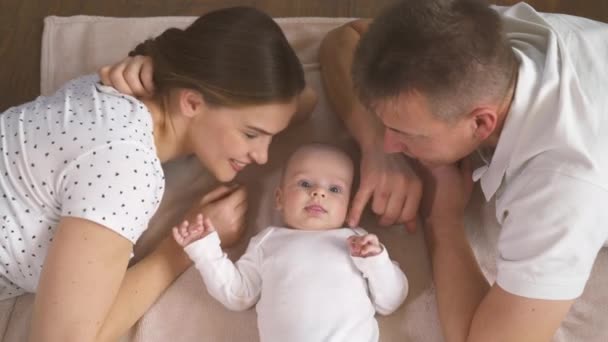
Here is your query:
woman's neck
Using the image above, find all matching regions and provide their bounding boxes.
[140,96,190,163]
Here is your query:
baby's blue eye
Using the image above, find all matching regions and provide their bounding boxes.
[298,180,312,188]
[329,186,342,193]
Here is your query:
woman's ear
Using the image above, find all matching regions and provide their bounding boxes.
[274,187,283,211]
[179,89,206,118]
[469,107,497,141]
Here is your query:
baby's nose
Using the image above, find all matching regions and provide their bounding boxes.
[312,189,326,198]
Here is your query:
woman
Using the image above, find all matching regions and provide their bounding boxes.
[0,7,314,341]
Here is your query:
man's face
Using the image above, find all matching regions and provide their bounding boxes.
[376,91,479,167]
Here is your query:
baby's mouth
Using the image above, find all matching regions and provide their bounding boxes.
[304,204,327,214]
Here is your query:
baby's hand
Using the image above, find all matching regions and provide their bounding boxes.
[347,234,383,258]
[172,213,216,248]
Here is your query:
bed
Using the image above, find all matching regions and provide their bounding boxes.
[0,8,607,342]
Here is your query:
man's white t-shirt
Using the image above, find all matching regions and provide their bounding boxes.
[185,227,409,342]
[476,4,608,300]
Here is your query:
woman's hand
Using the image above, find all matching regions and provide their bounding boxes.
[348,142,423,232]
[98,55,155,97]
[185,185,248,248]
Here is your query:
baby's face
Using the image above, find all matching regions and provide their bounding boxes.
[276,146,353,230]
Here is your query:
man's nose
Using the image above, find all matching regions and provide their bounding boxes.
[383,129,406,154]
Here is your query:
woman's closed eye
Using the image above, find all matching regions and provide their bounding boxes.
[244,131,258,139]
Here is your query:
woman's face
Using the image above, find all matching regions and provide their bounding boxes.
[188,100,297,182]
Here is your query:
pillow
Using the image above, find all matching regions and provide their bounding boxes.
[40,16,354,94]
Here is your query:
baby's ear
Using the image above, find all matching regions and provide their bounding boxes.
[274,188,283,210]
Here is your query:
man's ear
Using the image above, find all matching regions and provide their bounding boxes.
[179,89,206,118]
[469,107,497,141]
[274,187,283,211]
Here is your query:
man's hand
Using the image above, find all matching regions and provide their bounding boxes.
[348,143,422,232]
[98,55,155,97]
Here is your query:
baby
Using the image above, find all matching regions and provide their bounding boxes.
[173,143,408,342]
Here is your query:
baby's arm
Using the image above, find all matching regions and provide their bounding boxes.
[348,232,409,315]
[173,215,263,311]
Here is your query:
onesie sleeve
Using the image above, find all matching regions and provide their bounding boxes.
[59,142,165,243]
[185,230,266,311]
[350,228,409,315]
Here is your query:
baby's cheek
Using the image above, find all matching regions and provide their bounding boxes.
[336,200,349,222]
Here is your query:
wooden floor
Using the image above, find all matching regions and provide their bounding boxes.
[0,0,606,112]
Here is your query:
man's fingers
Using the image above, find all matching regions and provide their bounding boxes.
[400,181,422,231]
[378,189,404,226]
[404,219,417,233]
[348,186,373,227]
[371,187,390,219]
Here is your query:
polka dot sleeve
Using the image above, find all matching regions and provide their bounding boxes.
[58,142,165,243]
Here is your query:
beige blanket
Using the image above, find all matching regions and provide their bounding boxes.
[0,14,606,342]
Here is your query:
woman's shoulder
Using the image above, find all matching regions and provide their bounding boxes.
[51,74,147,112]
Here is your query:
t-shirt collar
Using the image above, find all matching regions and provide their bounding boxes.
[474,49,541,200]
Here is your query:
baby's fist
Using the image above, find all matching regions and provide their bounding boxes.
[172,213,215,248]
[347,233,383,258]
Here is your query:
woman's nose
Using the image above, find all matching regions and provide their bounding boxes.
[250,144,269,165]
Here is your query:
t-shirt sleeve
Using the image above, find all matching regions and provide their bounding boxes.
[59,142,165,243]
[495,171,608,300]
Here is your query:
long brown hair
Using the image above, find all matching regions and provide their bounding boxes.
[131,7,305,107]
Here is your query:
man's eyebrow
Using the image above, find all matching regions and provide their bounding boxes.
[246,125,273,136]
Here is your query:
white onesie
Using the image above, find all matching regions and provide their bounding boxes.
[185,227,408,342]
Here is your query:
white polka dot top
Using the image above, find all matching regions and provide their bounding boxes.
[0,75,165,294]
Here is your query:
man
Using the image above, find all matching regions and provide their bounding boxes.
[320,0,608,341]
